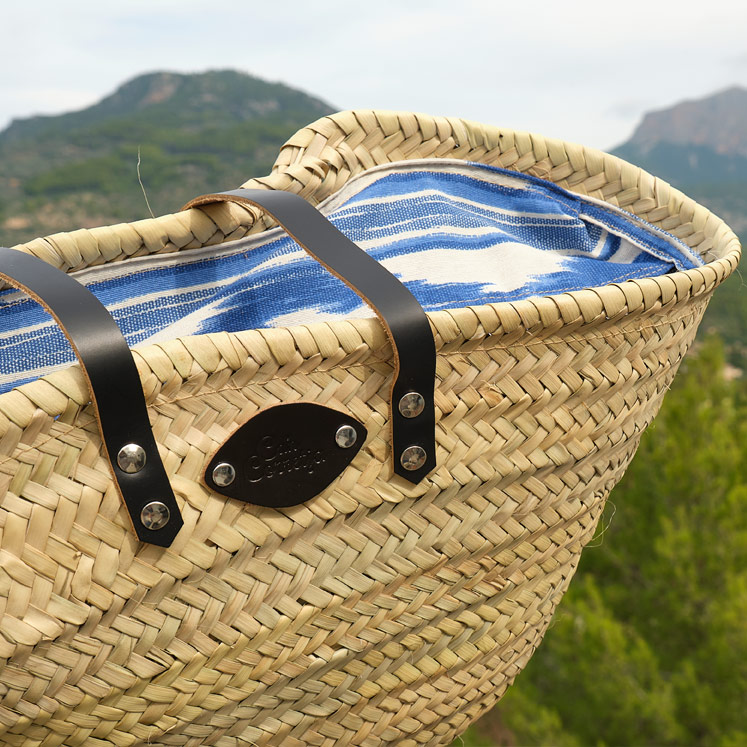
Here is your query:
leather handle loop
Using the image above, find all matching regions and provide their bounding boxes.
[0,247,183,547]
[183,189,437,483]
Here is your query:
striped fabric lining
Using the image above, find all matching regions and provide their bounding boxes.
[0,159,702,394]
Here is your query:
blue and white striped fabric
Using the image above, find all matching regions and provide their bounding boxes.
[0,159,702,394]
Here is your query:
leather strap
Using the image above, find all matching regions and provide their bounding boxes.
[0,247,183,547]
[184,189,437,483]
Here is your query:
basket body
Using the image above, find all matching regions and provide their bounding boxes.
[0,111,740,747]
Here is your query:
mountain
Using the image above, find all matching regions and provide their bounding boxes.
[620,86,747,157]
[0,70,334,245]
[613,86,747,233]
[613,87,747,370]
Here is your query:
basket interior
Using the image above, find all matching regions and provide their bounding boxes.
[0,159,703,395]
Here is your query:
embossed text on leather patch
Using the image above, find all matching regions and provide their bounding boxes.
[203,403,367,508]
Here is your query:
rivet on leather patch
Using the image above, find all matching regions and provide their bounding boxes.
[203,403,367,508]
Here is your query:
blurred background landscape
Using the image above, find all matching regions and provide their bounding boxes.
[0,63,744,746]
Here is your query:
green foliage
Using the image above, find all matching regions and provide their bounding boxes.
[461,338,747,746]
[455,726,505,747]
[701,270,747,368]
[23,146,221,197]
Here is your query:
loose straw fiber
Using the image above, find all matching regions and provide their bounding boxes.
[0,111,740,747]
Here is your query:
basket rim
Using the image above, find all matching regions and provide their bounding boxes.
[12,109,742,265]
[0,255,731,432]
[1,109,741,424]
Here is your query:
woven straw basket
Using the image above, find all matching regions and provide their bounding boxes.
[0,110,740,747]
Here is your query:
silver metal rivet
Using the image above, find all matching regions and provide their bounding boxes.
[400,445,427,471]
[140,501,170,531]
[335,424,357,449]
[212,462,236,487]
[117,443,146,474]
[398,392,425,418]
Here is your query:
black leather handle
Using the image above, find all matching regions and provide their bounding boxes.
[0,247,183,547]
[184,189,437,483]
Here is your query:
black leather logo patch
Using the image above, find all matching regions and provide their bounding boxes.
[203,403,367,508]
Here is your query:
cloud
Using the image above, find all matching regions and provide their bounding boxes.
[2,0,747,150]
[728,53,747,69]
[605,99,658,121]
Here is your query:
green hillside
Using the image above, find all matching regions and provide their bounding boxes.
[0,70,334,246]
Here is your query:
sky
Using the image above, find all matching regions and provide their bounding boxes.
[1,0,746,151]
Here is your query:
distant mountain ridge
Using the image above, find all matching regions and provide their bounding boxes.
[620,86,747,157]
[613,86,747,235]
[2,70,331,144]
[0,70,334,244]
[614,87,747,187]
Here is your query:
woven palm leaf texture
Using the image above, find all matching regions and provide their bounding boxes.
[0,110,740,747]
